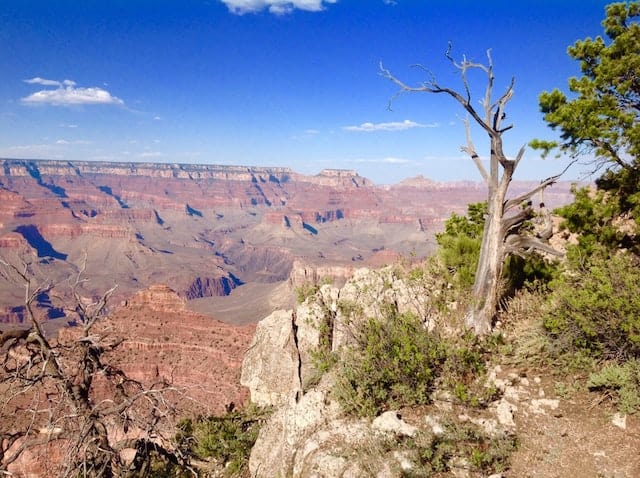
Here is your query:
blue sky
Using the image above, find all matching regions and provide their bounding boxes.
[0,0,612,184]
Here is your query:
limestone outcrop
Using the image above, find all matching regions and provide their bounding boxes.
[240,266,577,477]
[238,268,459,476]
[240,309,301,407]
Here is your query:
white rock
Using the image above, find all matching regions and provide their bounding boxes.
[240,309,301,407]
[470,417,500,436]
[495,399,517,428]
[372,411,417,437]
[486,365,507,391]
[295,300,331,386]
[612,412,627,430]
[425,414,445,435]
[529,398,559,415]
[249,381,343,477]
[503,383,530,402]
[392,450,415,472]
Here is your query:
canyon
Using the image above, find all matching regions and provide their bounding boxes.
[0,158,577,475]
[0,158,574,328]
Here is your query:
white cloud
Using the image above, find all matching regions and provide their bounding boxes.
[55,139,91,145]
[343,119,437,132]
[22,77,124,106]
[304,129,320,135]
[138,151,163,158]
[382,157,409,164]
[25,77,64,87]
[220,0,337,15]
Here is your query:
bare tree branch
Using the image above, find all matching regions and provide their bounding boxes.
[504,234,564,257]
[0,254,188,477]
[504,157,579,212]
[461,117,490,183]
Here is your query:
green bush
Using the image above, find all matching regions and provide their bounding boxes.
[177,405,269,477]
[543,252,640,360]
[334,311,448,417]
[332,306,500,416]
[503,253,559,295]
[441,332,501,407]
[435,202,485,289]
[556,168,640,259]
[588,360,640,414]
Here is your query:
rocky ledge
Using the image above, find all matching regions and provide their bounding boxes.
[239,266,639,477]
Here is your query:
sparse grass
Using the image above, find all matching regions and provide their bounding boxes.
[403,422,517,476]
[296,283,320,304]
[296,278,334,304]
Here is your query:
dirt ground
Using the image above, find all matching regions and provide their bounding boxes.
[504,370,640,478]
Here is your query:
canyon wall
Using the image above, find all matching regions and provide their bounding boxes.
[0,158,574,326]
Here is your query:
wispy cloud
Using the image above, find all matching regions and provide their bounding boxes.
[25,77,67,87]
[55,139,92,145]
[138,151,163,158]
[0,143,64,159]
[343,119,437,132]
[22,77,124,106]
[220,0,337,15]
[382,157,410,164]
[352,157,412,164]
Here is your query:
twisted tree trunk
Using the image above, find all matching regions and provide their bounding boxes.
[467,163,510,333]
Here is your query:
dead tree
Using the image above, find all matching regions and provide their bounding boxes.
[381,47,564,334]
[0,253,190,477]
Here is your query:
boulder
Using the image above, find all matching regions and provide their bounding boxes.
[240,309,301,407]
